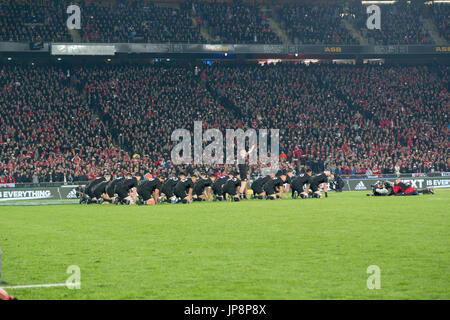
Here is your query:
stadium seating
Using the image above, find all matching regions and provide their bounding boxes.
[1,62,447,183]
[275,3,359,45]
[354,3,433,45]
[79,1,203,43]
[428,3,450,42]
[0,1,446,45]
[0,65,117,183]
[196,2,281,44]
[0,1,71,42]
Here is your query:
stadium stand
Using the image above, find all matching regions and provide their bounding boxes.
[0,0,71,42]
[0,1,447,45]
[79,1,204,43]
[196,1,281,44]
[275,3,359,45]
[1,62,447,183]
[429,3,450,42]
[355,2,433,45]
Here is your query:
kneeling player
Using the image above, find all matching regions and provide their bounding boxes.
[212,174,228,201]
[222,172,241,201]
[251,175,271,199]
[174,173,196,204]
[91,180,110,204]
[82,173,111,204]
[193,173,215,201]
[137,176,164,205]
[308,170,333,198]
[263,173,286,200]
[113,173,140,205]
[291,168,312,199]
[276,169,293,199]
[103,175,123,204]
[160,175,179,203]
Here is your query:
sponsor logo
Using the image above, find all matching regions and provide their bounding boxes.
[0,190,52,201]
[355,181,367,190]
[66,188,78,199]
[435,46,450,52]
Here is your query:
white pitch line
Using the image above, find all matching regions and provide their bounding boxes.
[1,282,79,289]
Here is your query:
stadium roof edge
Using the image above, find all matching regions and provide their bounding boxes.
[1,42,449,58]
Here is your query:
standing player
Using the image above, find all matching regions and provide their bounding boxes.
[309,170,333,198]
[238,145,255,200]
[137,176,164,205]
[174,172,196,204]
[291,168,313,199]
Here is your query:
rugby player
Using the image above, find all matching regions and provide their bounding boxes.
[160,175,179,203]
[221,171,241,201]
[211,174,229,201]
[276,169,293,198]
[102,175,124,204]
[81,172,111,204]
[291,168,313,199]
[263,173,287,200]
[113,173,141,205]
[137,176,164,205]
[309,170,333,198]
[174,172,196,204]
[193,173,215,201]
[250,174,273,199]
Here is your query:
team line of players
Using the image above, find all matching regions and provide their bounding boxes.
[79,168,335,206]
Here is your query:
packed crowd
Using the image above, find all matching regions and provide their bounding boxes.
[0,1,70,42]
[355,3,433,45]
[1,0,448,45]
[79,1,203,43]
[1,62,447,184]
[204,63,448,175]
[77,64,236,178]
[428,3,450,42]
[0,65,120,184]
[275,3,358,45]
[196,2,280,44]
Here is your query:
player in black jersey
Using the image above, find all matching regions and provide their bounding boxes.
[276,169,293,199]
[212,174,229,201]
[174,172,196,204]
[103,176,123,204]
[238,146,255,200]
[263,173,287,200]
[113,173,141,204]
[221,171,241,201]
[193,173,215,201]
[309,170,333,198]
[251,174,272,199]
[161,175,179,203]
[91,180,109,203]
[137,176,164,205]
[291,168,313,199]
[81,173,111,204]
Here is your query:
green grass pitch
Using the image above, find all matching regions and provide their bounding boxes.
[0,191,449,300]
